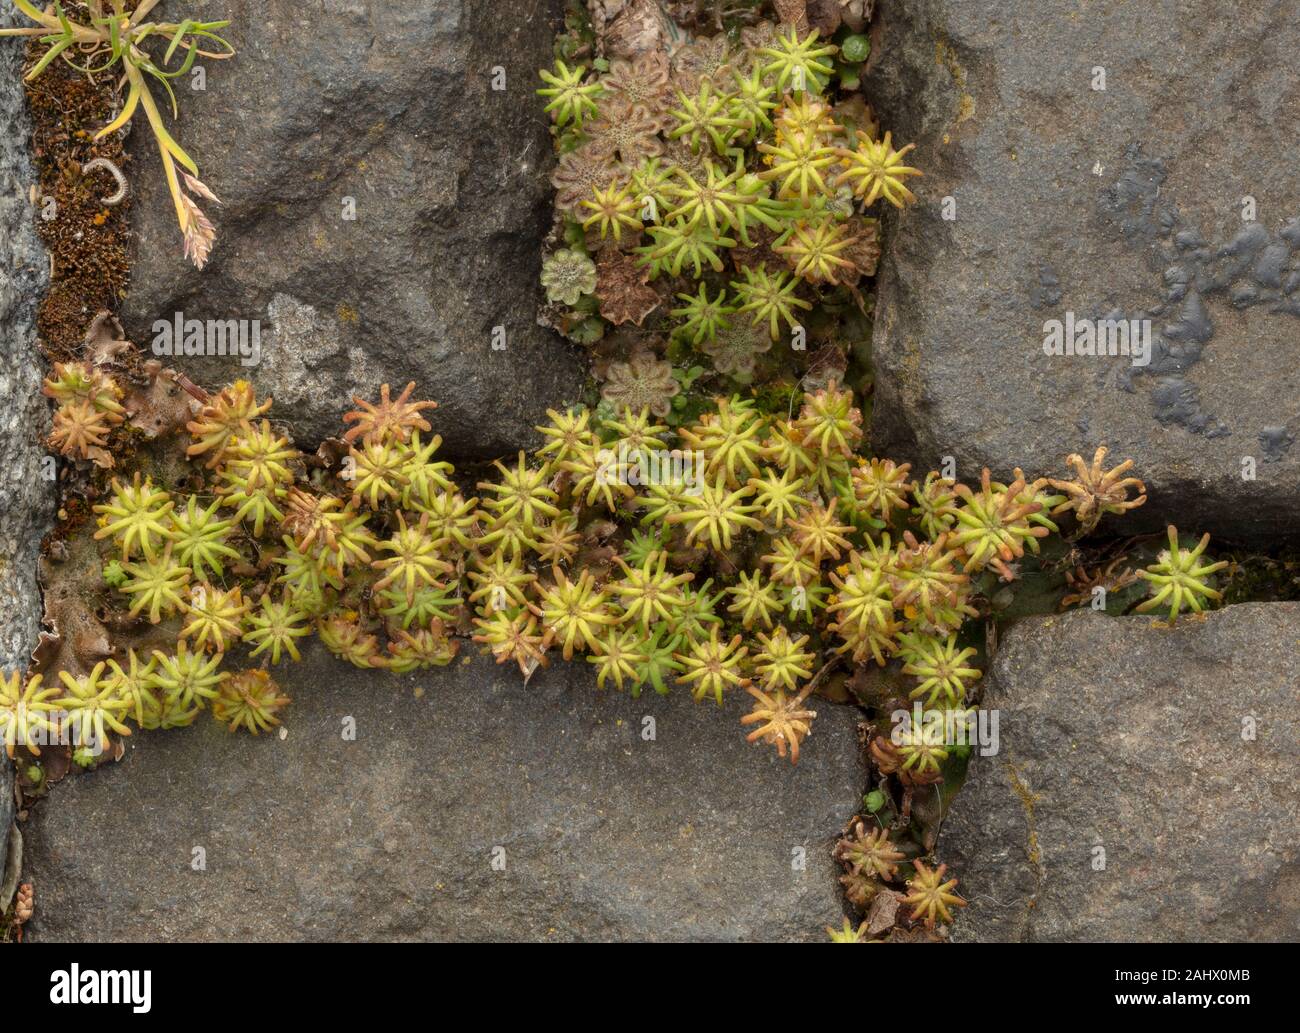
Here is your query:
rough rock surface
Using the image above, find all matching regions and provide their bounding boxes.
[120,0,583,457]
[940,605,1300,942]
[864,0,1300,538]
[0,5,54,879]
[0,768,11,868]
[0,757,10,884]
[24,647,863,941]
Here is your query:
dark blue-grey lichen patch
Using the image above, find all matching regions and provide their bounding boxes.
[1094,145,1300,438]
[1259,426,1295,463]
[1029,265,1063,309]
